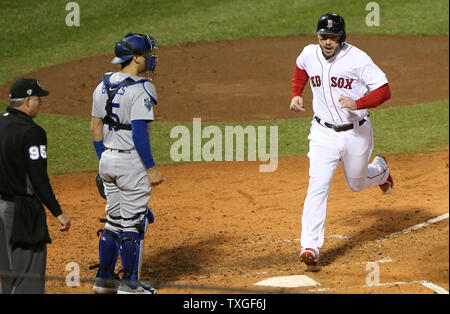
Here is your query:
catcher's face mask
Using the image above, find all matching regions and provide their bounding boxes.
[144,35,158,73]
[140,34,159,80]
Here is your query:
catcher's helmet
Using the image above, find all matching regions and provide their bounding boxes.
[111,33,158,72]
[316,13,346,43]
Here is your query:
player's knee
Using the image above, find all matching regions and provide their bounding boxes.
[349,186,363,192]
[308,177,333,192]
[118,232,139,257]
[104,210,122,234]
[100,228,120,249]
[119,231,140,246]
[123,207,155,235]
[307,179,331,195]
[347,179,366,192]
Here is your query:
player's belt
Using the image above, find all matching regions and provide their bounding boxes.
[106,148,132,154]
[314,116,368,132]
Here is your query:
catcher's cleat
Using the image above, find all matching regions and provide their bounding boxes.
[93,277,119,294]
[117,281,157,295]
[377,156,394,194]
[300,248,320,271]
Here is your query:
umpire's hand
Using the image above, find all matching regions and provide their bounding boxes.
[57,213,71,231]
[148,167,166,186]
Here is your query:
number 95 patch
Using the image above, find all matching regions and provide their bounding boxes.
[29,145,47,160]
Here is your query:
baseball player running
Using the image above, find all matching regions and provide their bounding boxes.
[290,13,393,269]
[90,33,165,294]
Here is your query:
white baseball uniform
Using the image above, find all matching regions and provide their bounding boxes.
[92,72,157,233]
[295,43,390,253]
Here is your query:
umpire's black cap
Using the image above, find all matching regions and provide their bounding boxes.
[9,78,49,99]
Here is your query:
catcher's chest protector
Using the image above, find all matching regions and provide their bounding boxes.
[101,74,148,131]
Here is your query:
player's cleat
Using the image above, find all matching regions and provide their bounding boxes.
[377,156,394,194]
[93,277,119,294]
[300,248,319,265]
[117,281,157,294]
[300,248,320,271]
[379,174,394,194]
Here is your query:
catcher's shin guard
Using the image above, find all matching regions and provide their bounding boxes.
[118,231,140,287]
[92,228,120,279]
[119,208,155,286]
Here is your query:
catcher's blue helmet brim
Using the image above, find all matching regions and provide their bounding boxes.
[111,55,134,64]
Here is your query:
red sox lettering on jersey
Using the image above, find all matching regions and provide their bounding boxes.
[310,76,354,89]
[296,43,388,123]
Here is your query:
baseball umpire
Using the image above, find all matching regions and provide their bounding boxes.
[90,33,165,294]
[290,14,392,269]
[0,78,71,294]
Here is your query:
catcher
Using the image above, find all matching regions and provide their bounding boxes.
[90,33,165,294]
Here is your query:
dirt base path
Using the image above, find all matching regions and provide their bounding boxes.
[44,149,448,294]
[1,35,448,122]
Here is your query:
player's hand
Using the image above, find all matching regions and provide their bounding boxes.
[148,167,166,186]
[57,213,71,232]
[290,96,306,112]
[339,95,357,110]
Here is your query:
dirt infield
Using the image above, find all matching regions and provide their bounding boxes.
[0,35,448,121]
[45,149,449,294]
[0,35,448,294]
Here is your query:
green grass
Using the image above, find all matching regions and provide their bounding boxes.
[371,100,450,154]
[1,100,448,175]
[0,0,448,85]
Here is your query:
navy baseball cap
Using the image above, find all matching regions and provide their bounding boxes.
[9,78,50,99]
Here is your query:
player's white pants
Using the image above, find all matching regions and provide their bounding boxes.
[99,149,151,233]
[300,118,389,253]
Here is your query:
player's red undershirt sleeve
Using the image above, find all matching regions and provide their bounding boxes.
[292,65,309,98]
[355,84,391,109]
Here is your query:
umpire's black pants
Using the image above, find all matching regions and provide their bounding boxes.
[0,199,46,294]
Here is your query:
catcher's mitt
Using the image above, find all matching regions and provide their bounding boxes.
[95,173,106,200]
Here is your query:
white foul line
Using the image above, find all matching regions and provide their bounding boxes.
[265,213,448,246]
[357,258,393,265]
[418,281,449,294]
[375,212,449,242]
[309,280,449,294]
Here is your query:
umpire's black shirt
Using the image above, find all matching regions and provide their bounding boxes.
[0,107,62,217]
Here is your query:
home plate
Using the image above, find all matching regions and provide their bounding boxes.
[254,275,320,288]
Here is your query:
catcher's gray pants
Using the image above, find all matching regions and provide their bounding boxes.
[99,149,151,233]
[0,199,47,294]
